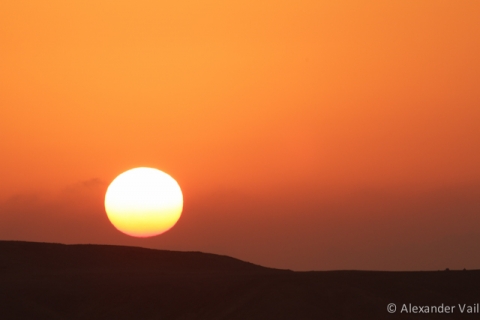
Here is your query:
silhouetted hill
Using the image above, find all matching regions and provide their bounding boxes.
[1,241,480,319]
[0,241,269,273]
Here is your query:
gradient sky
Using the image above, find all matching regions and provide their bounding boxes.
[1,1,480,271]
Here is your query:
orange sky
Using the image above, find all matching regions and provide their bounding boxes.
[1,1,480,270]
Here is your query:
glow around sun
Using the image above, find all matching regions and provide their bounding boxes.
[104,167,183,238]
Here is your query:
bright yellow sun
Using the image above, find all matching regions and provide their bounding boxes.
[104,167,183,238]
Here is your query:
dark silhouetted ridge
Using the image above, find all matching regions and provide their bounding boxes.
[1,241,480,320]
[0,241,273,273]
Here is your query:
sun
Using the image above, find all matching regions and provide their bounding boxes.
[104,167,183,238]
